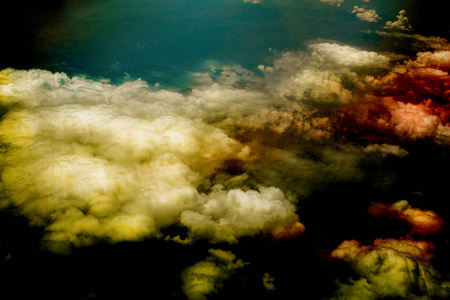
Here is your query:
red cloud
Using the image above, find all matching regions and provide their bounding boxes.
[368,200,445,235]
[333,51,450,144]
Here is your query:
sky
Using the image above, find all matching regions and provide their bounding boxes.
[0,0,449,299]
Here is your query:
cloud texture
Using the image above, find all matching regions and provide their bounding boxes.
[384,10,412,31]
[0,68,305,252]
[331,199,449,299]
[181,249,246,300]
[0,40,449,254]
[351,6,381,23]
[331,238,450,299]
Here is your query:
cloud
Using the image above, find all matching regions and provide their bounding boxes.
[368,200,445,235]
[373,31,450,51]
[363,144,408,157]
[331,196,449,299]
[334,48,450,144]
[351,6,381,23]
[384,10,412,31]
[176,185,303,244]
[320,0,344,6]
[0,68,304,253]
[181,249,247,300]
[262,273,276,291]
[1,41,447,253]
[331,238,450,299]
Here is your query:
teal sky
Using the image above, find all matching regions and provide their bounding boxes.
[26,0,435,88]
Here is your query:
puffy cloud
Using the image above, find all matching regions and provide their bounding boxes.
[176,185,303,244]
[262,273,276,291]
[181,249,247,300]
[334,48,450,144]
[0,68,304,253]
[331,238,450,299]
[257,43,389,107]
[384,10,412,31]
[368,200,445,235]
[1,40,446,253]
[351,6,381,23]
[320,0,344,7]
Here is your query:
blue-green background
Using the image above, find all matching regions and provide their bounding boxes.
[6,0,444,88]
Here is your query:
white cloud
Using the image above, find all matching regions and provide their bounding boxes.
[384,10,412,31]
[0,67,313,253]
[2,42,433,253]
[351,6,381,22]
[181,249,247,300]
[177,185,303,244]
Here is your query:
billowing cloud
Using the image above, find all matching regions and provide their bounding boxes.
[181,249,247,300]
[334,49,450,144]
[384,10,412,31]
[0,68,303,253]
[176,185,304,244]
[331,238,450,299]
[1,40,448,254]
[320,0,343,7]
[351,6,381,23]
[368,200,445,235]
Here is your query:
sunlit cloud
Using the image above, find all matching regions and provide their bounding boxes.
[368,200,445,235]
[351,6,381,23]
[384,10,412,31]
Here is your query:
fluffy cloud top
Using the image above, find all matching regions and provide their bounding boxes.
[1,40,448,253]
[0,68,303,253]
[384,10,412,31]
[335,47,450,144]
[368,200,445,235]
[181,249,246,300]
[177,185,304,244]
[351,6,381,23]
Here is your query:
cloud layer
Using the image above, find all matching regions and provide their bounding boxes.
[0,68,302,253]
[1,39,449,254]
